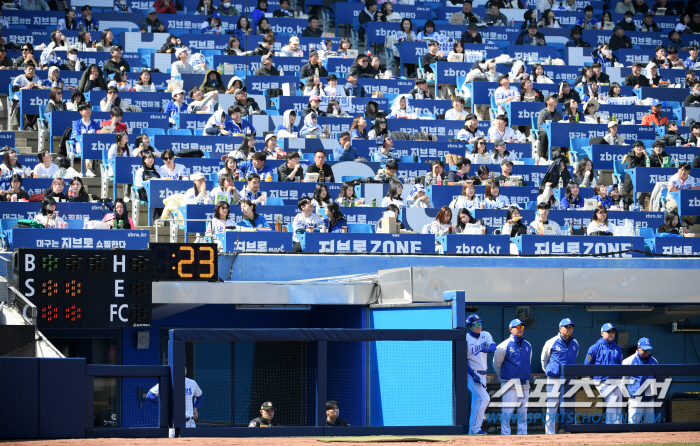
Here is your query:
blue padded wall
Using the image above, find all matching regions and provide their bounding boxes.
[39,358,86,439]
[0,358,38,438]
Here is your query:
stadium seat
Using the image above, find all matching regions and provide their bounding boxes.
[265,197,284,206]
[340,176,363,183]
[142,128,166,138]
[168,129,192,136]
[348,223,373,233]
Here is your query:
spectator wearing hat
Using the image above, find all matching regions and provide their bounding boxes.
[302,15,323,38]
[171,47,194,76]
[410,78,434,100]
[685,70,698,89]
[59,48,81,71]
[610,26,632,51]
[164,89,188,119]
[280,36,303,57]
[254,54,279,76]
[641,99,669,126]
[617,10,636,31]
[333,132,359,162]
[301,95,326,121]
[301,50,328,80]
[421,40,448,75]
[665,30,687,53]
[452,1,480,25]
[232,88,260,117]
[566,25,590,47]
[515,23,546,45]
[140,7,166,32]
[494,157,517,184]
[201,11,223,34]
[604,121,625,145]
[624,62,650,88]
[576,5,598,29]
[639,12,660,32]
[461,23,483,44]
[102,45,130,76]
[344,71,365,97]
[659,122,685,147]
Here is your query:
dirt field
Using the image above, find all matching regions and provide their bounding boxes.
[3,432,700,446]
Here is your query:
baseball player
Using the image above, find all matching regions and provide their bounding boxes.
[585,323,623,424]
[623,337,658,424]
[465,314,496,436]
[147,364,202,428]
[493,318,532,436]
[249,401,278,427]
[541,318,579,435]
[326,400,350,426]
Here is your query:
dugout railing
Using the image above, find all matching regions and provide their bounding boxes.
[168,328,470,437]
[559,364,700,433]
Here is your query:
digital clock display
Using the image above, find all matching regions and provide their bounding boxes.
[151,243,218,282]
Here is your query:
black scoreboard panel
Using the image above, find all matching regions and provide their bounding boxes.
[151,243,218,282]
[16,249,153,328]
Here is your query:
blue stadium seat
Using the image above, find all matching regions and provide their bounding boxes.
[142,128,166,138]
[265,197,284,206]
[168,129,192,136]
[301,153,315,161]
[194,129,205,136]
[137,48,157,67]
[340,176,363,183]
[348,223,373,234]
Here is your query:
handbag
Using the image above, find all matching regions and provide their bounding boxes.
[29,193,44,202]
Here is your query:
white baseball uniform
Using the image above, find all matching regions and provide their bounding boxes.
[622,353,656,424]
[467,330,495,434]
[149,378,202,428]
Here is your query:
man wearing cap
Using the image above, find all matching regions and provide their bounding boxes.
[640,12,661,32]
[585,323,623,424]
[225,105,256,135]
[280,36,303,57]
[465,314,496,436]
[515,23,545,46]
[461,23,483,45]
[344,72,365,98]
[659,121,685,147]
[234,88,260,117]
[300,50,328,80]
[641,99,669,126]
[452,1,480,26]
[102,45,130,77]
[610,26,632,51]
[494,157,527,186]
[493,319,532,435]
[617,10,636,32]
[624,62,650,89]
[165,89,188,119]
[254,54,280,76]
[172,47,194,76]
[140,7,167,33]
[541,318,579,434]
[60,48,81,71]
[148,364,202,428]
[333,132,359,162]
[622,338,659,424]
[249,401,277,427]
[301,95,326,121]
[410,78,434,100]
[566,25,590,48]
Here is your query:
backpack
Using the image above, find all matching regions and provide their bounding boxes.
[15,220,45,229]
[58,126,72,158]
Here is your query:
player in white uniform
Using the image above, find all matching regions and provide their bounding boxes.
[465,314,496,435]
[147,364,202,428]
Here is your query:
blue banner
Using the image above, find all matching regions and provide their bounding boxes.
[159,13,238,32]
[352,140,465,160]
[267,18,310,36]
[652,236,700,256]
[515,235,645,257]
[429,184,540,208]
[324,57,356,76]
[582,30,664,49]
[635,87,691,106]
[508,45,559,62]
[549,210,665,230]
[0,178,62,195]
[670,190,700,218]
[611,13,680,31]
[11,228,150,250]
[0,202,109,221]
[631,167,700,193]
[54,51,141,73]
[386,118,464,140]
[547,123,656,148]
[0,132,15,148]
[48,111,170,142]
[277,96,390,116]
[336,2,432,24]
[18,90,50,116]
[245,75,301,95]
[1,10,64,27]
[213,55,306,75]
[304,233,436,254]
[152,135,259,156]
[220,231,295,253]
[358,78,416,96]
[440,234,511,255]
[472,209,537,232]
[85,91,173,112]
[591,144,631,170]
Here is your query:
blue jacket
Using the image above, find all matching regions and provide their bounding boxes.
[77,17,100,31]
[237,160,274,179]
[584,337,622,381]
[541,334,579,378]
[623,352,658,400]
[225,118,256,135]
[344,82,365,98]
[164,101,188,119]
[333,144,358,162]
[494,334,532,385]
[274,123,300,136]
[325,217,347,233]
[596,195,614,209]
[70,118,100,141]
[561,195,584,210]
[238,214,268,229]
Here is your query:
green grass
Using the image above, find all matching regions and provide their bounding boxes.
[316,436,453,443]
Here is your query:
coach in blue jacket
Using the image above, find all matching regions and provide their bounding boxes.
[585,323,623,424]
[541,318,579,434]
[623,337,658,424]
[494,318,532,435]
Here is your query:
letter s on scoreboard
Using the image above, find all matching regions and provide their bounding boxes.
[151,243,219,282]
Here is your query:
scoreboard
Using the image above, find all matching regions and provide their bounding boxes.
[14,244,218,328]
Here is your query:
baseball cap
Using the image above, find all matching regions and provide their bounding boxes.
[688,69,697,75]
[650,99,662,107]
[637,337,653,350]
[175,47,188,57]
[233,87,247,96]
[500,158,513,166]
[466,314,482,325]
[601,323,616,332]
[212,11,221,19]
[190,172,205,181]
[509,318,525,329]
[261,54,272,63]
[172,88,185,98]
[265,133,276,143]
[468,23,477,30]
[289,36,300,45]
[559,318,575,328]
[528,22,538,29]
[608,121,618,128]
[309,50,318,58]
[147,6,157,14]
[261,401,274,410]
[644,11,653,17]
[309,95,321,103]
[494,138,506,146]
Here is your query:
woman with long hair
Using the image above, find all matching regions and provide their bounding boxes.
[336,181,365,206]
[367,117,391,143]
[96,29,115,52]
[323,202,348,232]
[67,177,91,202]
[185,173,214,204]
[133,151,161,203]
[382,180,404,207]
[58,8,77,31]
[311,183,332,209]
[210,173,240,205]
[430,206,454,237]
[35,198,66,228]
[455,208,483,233]
[501,206,529,236]
[238,199,269,228]
[450,181,480,210]
[0,174,30,201]
[484,183,511,209]
[205,201,237,239]
[103,198,134,229]
[573,157,599,187]
[586,205,615,235]
[134,69,156,92]
[1,148,28,177]
[349,117,368,140]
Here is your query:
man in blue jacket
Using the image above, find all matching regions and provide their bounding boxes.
[238,152,274,180]
[333,132,358,162]
[622,337,658,424]
[541,318,579,434]
[493,318,532,435]
[585,323,623,424]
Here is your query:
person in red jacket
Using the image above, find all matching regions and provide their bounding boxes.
[153,0,177,14]
[640,99,669,126]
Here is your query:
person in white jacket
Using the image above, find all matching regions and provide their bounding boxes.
[185,172,214,204]
[528,202,564,234]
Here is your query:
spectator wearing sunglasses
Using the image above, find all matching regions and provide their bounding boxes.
[15,43,39,69]
[158,149,189,180]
